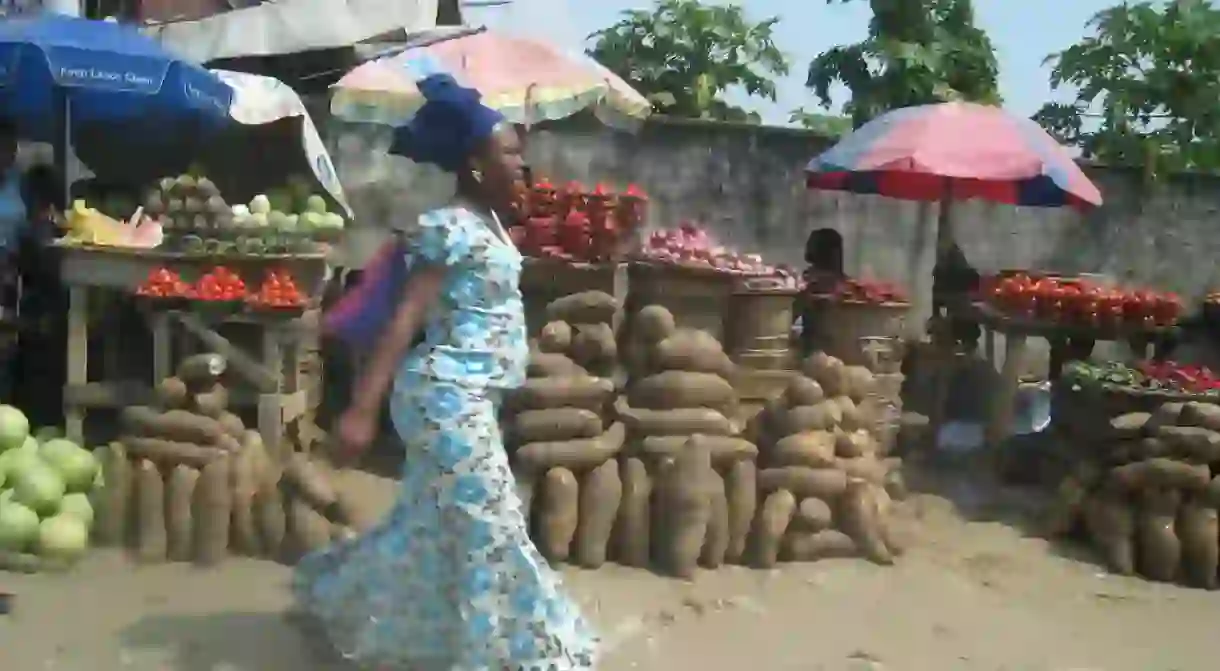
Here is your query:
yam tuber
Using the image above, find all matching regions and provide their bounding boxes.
[634,305,676,344]
[1135,488,1181,583]
[699,478,729,569]
[135,459,167,563]
[612,457,652,567]
[511,407,604,444]
[791,497,834,533]
[177,353,226,389]
[1083,491,1135,576]
[155,377,189,409]
[615,399,733,437]
[767,431,836,469]
[782,530,858,562]
[165,465,199,561]
[574,458,622,569]
[758,467,848,502]
[545,291,618,325]
[538,321,573,354]
[193,456,233,566]
[783,376,825,407]
[837,480,892,565]
[627,370,735,411]
[513,376,615,412]
[635,434,756,469]
[95,442,133,546]
[658,440,713,579]
[723,459,757,564]
[514,422,626,472]
[1176,499,1219,589]
[123,436,221,469]
[646,330,734,378]
[538,467,580,562]
[749,489,796,568]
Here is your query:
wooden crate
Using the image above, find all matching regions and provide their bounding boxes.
[626,262,733,342]
[725,287,797,370]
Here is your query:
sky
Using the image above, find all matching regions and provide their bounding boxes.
[466,0,1119,126]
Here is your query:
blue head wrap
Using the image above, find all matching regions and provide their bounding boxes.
[388,74,505,172]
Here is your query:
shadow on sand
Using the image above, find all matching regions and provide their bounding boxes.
[120,611,353,671]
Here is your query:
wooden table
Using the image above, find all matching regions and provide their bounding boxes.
[963,302,1174,450]
[57,244,326,452]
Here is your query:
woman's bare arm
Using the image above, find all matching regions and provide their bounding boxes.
[348,263,447,415]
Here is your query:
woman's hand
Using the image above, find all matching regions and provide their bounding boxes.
[332,404,379,464]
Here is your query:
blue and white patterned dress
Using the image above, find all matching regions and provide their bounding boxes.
[294,205,598,670]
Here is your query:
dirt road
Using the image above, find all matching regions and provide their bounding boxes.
[1,476,1217,671]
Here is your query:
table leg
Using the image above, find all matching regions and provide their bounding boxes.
[258,329,285,464]
[64,287,88,445]
[984,328,996,366]
[986,333,1029,451]
[151,312,172,384]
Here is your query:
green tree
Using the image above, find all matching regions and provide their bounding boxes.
[586,0,789,122]
[789,108,853,137]
[1032,0,1220,175]
[805,0,1001,128]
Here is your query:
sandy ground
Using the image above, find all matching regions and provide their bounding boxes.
[2,468,1220,671]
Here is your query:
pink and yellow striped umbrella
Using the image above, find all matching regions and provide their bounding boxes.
[331,28,651,129]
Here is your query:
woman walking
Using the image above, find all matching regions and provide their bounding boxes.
[294,74,598,669]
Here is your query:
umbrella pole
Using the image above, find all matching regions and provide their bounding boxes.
[935,177,954,255]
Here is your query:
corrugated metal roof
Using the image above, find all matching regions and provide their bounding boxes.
[144,0,440,61]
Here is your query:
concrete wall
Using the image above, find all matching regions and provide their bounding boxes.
[327,112,1220,321]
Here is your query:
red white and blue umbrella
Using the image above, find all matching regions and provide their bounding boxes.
[805,102,1102,209]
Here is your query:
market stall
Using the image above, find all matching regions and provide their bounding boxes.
[804,102,1106,452]
[974,272,1181,455]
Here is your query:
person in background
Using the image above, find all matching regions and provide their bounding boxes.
[797,228,845,353]
[12,162,67,426]
[931,242,982,350]
[293,74,597,669]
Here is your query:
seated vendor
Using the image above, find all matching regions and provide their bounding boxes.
[797,228,845,353]
[930,242,982,350]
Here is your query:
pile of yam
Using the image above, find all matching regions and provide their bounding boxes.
[613,304,759,576]
[537,290,621,378]
[1065,401,1220,588]
[747,351,906,567]
[507,292,624,569]
[96,353,360,566]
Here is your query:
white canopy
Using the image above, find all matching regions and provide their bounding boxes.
[144,0,439,63]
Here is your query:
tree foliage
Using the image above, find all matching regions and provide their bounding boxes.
[806,0,1001,128]
[789,108,853,137]
[586,0,790,122]
[1032,0,1220,174]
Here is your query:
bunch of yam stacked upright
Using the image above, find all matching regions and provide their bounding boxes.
[617,304,758,578]
[506,291,624,569]
[1074,401,1220,588]
[747,352,906,567]
[94,353,360,566]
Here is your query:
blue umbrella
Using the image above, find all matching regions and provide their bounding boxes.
[0,15,234,142]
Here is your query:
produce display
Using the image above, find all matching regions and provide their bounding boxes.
[134,266,310,312]
[0,406,100,572]
[511,179,645,263]
[618,304,758,576]
[633,222,800,286]
[1063,360,1220,396]
[95,353,359,565]
[987,273,1182,327]
[59,199,163,248]
[1059,401,1220,588]
[805,277,909,305]
[746,352,907,566]
[62,172,344,256]
[506,292,623,567]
